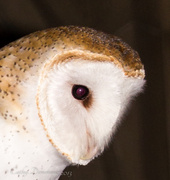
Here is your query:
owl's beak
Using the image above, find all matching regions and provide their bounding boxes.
[80,146,98,160]
[80,130,99,160]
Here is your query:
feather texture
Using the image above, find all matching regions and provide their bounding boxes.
[0,26,145,179]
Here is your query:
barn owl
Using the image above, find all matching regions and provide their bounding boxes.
[0,26,145,180]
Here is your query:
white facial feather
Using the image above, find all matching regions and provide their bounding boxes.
[38,59,145,165]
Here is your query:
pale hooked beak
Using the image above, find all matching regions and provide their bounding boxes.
[80,130,99,160]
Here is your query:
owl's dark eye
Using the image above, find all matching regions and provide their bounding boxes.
[72,85,89,100]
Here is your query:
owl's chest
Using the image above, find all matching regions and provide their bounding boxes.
[0,116,66,180]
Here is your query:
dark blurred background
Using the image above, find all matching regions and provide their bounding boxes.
[0,0,169,179]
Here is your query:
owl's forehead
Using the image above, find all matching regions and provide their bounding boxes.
[37,26,144,77]
[0,26,144,78]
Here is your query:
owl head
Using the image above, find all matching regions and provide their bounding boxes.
[1,26,144,166]
[32,26,145,165]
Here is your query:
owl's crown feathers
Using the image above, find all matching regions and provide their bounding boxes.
[0,26,144,78]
